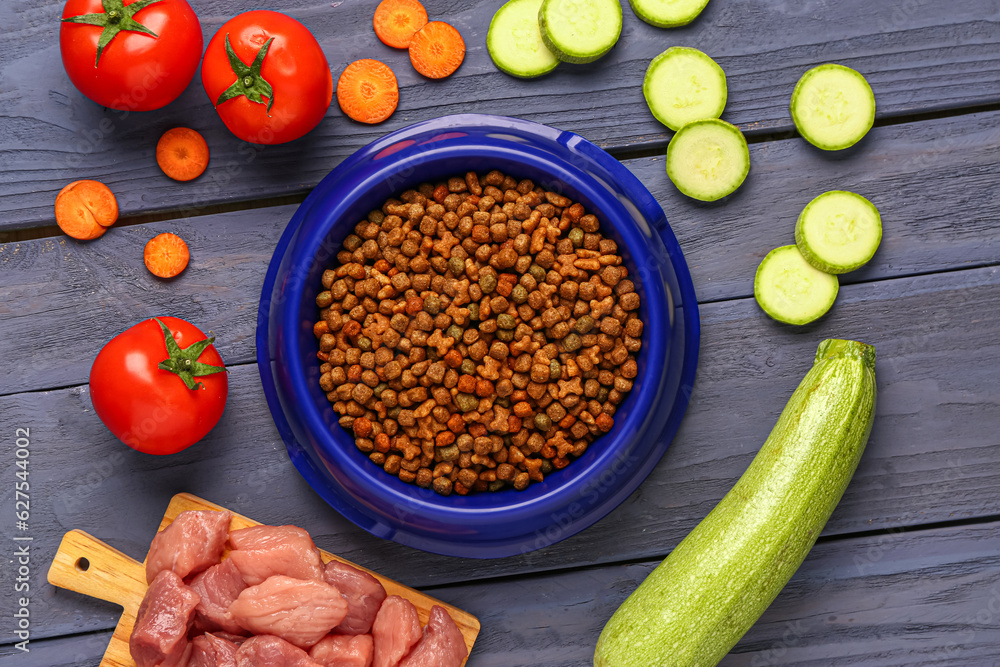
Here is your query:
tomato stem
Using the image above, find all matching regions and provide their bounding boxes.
[62,0,164,67]
[153,318,227,391]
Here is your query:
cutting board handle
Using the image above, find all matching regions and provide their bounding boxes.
[47,529,147,614]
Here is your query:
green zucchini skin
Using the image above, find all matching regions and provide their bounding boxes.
[594,339,877,667]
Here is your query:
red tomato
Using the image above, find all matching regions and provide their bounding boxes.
[201,10,333,144]
[90,317,228,455]
[59,0,203,111]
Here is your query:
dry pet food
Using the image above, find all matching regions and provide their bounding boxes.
[313,170,643,495]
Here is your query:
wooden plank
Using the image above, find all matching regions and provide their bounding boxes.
[2,0,998,229]
[8,521,1000,665]
[4,109,1000,395]
[0,206,291,396]
[412,521,1000,666]
[45,494,478,667]
[633,108,1000,303]
[3,265,999,641]
[0,631,116,666]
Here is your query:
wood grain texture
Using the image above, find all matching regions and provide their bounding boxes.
[1,0,998,229]
[4,109,1000,396]
[10,521,1000,665]
[421,521,1000,666]
[4,265,999,643]
[0,207,291,396]
[633,108,1000,303]
[45,494,478,667]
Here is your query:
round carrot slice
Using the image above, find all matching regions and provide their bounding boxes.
[54,179,119,240]
[373,0,428,49]
[337,59,399,125]
[144,232,190,278]
[156,128,210,182]
[409,21,465,79]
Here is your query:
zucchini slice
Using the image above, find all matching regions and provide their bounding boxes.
[795,190,882,274]
[754,245,839,325]
[644,47,727,131]
[791,63,876,150]
[488,0,560,78]
[665,118,749,201]
[538,0,623,64]
[629,0,710,28]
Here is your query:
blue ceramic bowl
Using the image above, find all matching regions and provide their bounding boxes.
[257,114,699,558]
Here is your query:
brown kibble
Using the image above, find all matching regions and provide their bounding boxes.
[443,350,463,368]
[512,401,533,418]
[620,292,640,311]
[544,191,571,207]
[596,413,614,432]
[600,317,622,337]
[489,341,509,360]
[353,417,373,438]
[600,266,622,286]
[352,384,374,404]
[457,375,477,393]
[446,413,466,433]
[475,378,495,398]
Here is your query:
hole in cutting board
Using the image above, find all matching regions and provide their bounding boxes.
[75,557,90,572]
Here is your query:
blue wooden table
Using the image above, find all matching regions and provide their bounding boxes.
[2,1,1000,665]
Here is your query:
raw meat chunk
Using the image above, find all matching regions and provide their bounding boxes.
[235,635,323,667]
[228,525,324,585]
[309,634,373,667]
[146,510,232,583]
[371,596,422,667]
[212,632,249,646]
[398,606,468,667]
[190,558,249,635]
[189,633,239,667]
[324,560,387,635]
[228,575,348,648]
[130,570,201,667]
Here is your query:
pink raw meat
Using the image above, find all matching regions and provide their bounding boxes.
[130,570,201,667]
[228,575,348,648]
[189,633,239,667]
[309,634,373,667]
[146,510,232,583]
[189,558,249,635]
[235,635,323,667]
[228,525,324,585]
[371,596,422,667]
[324,560,387,635]
[398,606,468,667]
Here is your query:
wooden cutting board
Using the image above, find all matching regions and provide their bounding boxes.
[47,492,480,666]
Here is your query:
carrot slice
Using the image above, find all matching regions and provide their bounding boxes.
[157,128,209,182]
[54,179,118,240]
[144,232,190,278]
[373,0,428,49]
[337,59,400,124]
[409,21,465,80]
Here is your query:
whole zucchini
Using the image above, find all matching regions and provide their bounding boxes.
[594,338,877,667]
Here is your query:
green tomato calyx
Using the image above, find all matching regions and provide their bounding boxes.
[153,318,226,391]
[216,33,275,115]
[62,0,165,68]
